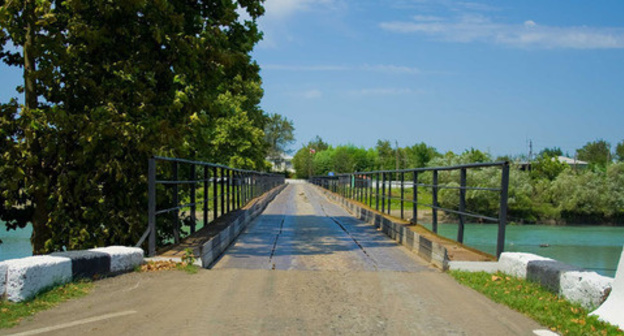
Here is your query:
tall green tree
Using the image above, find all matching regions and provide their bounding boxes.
[576,140,611,167]
[615,140,624,162]
[539,147,563,158]
[292,136,328,178]
[404,142,439,168]
[0,0,266,253]
[264,113,295,169]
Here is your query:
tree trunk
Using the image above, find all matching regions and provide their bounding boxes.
[24,0,51,254]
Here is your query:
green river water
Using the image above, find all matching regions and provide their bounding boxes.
[422,223,624,277]
[1,223,623,277]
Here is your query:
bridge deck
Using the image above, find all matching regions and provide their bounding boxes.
[6,181,545,336]
[213,181,427,272]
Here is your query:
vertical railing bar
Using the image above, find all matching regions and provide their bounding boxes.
[432,169,438,234]
[387,171,392,215]
[203,166,208,229]
[190,164,196,234]
[172,161,180,244]
[458,168,467,243]
[497,163,510,258]
[400,172,405,219]
[148,158,156,257]
[381,172,386,213]
[213,166,218,221]
[220,167,225,216]
[412,171,418,224]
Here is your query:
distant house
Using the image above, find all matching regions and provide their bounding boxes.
[517,155,588,171]
[554,156,588,169]
[268,154,294,173]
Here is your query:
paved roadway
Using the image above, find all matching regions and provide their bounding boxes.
[3,181,544,336]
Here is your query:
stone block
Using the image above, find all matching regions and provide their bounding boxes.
[0,261,7,298]
[89,246,143,273]
[498,252,553,279]
[51,250,111,280]
[526,259,579,293]
[5,256,72,302]
[560,271,612,309]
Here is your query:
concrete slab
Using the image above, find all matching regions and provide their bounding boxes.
[51,250,111,279]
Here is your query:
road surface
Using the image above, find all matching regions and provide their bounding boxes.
[3,181,543,336]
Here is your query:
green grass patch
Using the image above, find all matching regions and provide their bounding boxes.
[0,281,94,329]
[450,271,623,335]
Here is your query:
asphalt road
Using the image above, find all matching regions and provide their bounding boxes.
[3,181,544,336]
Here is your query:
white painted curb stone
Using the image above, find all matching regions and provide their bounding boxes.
[89,246,143,273]
[0,261,7,298]
[4,256,72,302]
[560,271,612,309]
[498,252,553,278]
[591,246,624,330]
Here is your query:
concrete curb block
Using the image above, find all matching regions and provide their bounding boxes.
[89,246,144,273]
[313,185,450,270]
[1,246,144,302]
[591,247,624,329]
[451,252,614,310]
[200,184,287,268]
[4,256,72,302]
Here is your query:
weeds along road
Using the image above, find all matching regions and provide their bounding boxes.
[4,181,543,336]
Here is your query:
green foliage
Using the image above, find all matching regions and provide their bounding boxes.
[530,154,568,181]
[264,113,295,169]
[0,281,93,329]
[0,0,267,253]
[577,139,611,168]
[404,142,440,168]
[182,248,195,266]
[616,140,624,162]
[540,147,564,158]
[450,271,622,335]
[292,136,329,178]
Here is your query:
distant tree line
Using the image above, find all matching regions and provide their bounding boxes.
[294,137,624,225]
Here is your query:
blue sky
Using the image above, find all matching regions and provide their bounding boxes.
[252,0,624,157]
[1,1,623,158]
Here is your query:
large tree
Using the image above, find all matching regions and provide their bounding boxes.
[264,113,295,169]
[615,140,624,162]
[576,140,611,167]
[0,0,266,253]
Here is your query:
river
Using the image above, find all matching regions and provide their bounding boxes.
[422,223,624,277]
[1,222,622,277]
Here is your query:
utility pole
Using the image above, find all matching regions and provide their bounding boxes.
[395,140,400,171]
[528,139,533,162]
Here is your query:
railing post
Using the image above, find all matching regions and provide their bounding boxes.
[220,167,225,215]
[172,161,180,244]
[432,170,438,233]
[413,171,418,224]
[400,172,405,219]
[190,164,196,234]
[497,163,510,258]
[203,165,208,229]
[387,172,392,215]
[226,169,231,214]
[375,173,380,211]
[148,158,156,257]
[213,166,218,221]
[458,168,467,243]
[381,172,386,213]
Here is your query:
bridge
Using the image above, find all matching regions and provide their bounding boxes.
[6,175,546,335]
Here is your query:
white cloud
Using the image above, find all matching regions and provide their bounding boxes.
[263,64,421,75]
[300,89,323,99]
[263,0,339,20]
[380,15,624,49]
[348,88,424,96]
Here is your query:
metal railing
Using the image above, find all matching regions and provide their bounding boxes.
[137,156,285,256]
[310,162,510,257]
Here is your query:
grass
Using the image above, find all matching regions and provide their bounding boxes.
[138,260,200,274]
[450,271,623,336]
[0,281,94,329]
